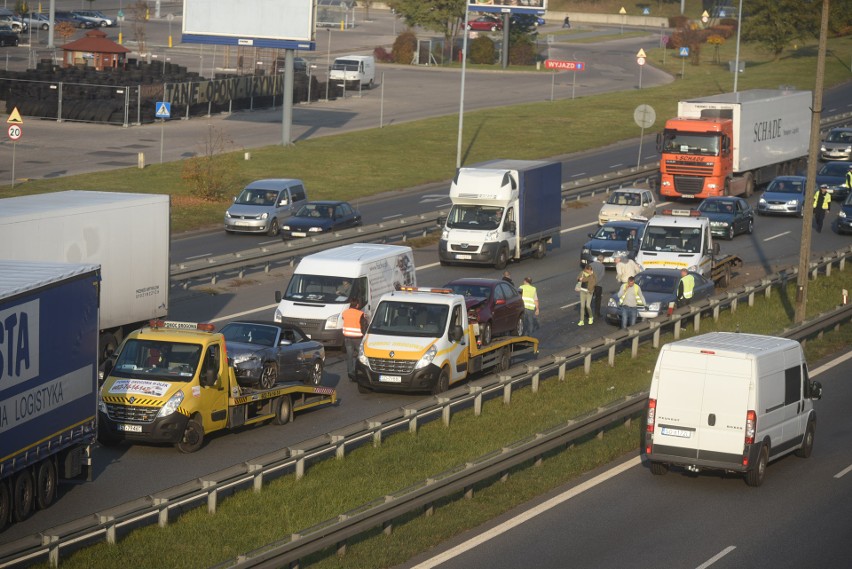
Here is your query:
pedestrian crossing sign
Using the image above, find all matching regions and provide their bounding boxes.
[155,102,171,119]
[679,47,689,57]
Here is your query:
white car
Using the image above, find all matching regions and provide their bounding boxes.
[597,188,657,225]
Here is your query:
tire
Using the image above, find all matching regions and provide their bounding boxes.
[795,421,815,458]
[743,174,754,197]
[512,315,524,336]
[439,259,451,267]
[532,240,546,259]
[723,179,730,196]
[490,25,497,32]
[12,470,34,522]
[0,481,10,531]
[176,419,205,453]
[466,24,472,30]
[41,23,49,30]
[306,359,323,386]
[495,347,511,372]
[726,225,734,240]
[432,366,450,395]
[481,321,492,346]
[494,247,509,270]
[747,218,754,234]
[35,460,57,510]
[649,462,669,476]
[260,362,278,390]
[745,444,768,487]
[273,395,292,425]
[267,218,280,236]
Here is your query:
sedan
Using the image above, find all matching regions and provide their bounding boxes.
[604,269,715,325]
[443,278,525,345]
[697,196,754,239]
[819,127,852,162]
[757,176,806,217]
[280,200,362,239]
[467,15,503,32]
[220,321,325,389]
[815,161,851,201]
[597,188,656,225]
[837,192,852,234]
[55,11,96,28]
[71,10,115,27]
[580,220,645,267]
[21,13,50,30]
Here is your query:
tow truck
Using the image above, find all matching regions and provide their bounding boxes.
[354,287,539,394]
[98,320,337,453]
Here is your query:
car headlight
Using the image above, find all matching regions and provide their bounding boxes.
[484,230,499,242]
[225,211,233,219]
[98,394,107,414]
[414,345,437,370]
[282,225,290,230]
[358,342,369,366]
[786,199,800,206]
[607,298,618,308]
[231,352,258,365]
[308,227,324,232]
[441,228,449,240]
[582,248,590,255]
[260,212,268,220]
[273,307,283,322]
[758,198,767,205]
[647,302,661,312]
[324,313,342,330]
[840,210,847,218]
[820,145,827,151]
[156,390,184,418]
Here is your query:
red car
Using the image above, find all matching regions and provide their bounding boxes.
[444,278,524,345]
[466,15,503,32]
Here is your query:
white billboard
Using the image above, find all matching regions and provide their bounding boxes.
[182,0,316,50]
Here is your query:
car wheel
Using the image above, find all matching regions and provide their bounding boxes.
[41,23,48,30]
[795,421,815,458]
[306,359,323,386]
[260,363,278,390]
[726,225,735,240]
[512,315,524,336]
[176,418,205,453]
[649,462,669,476]
[268,218,280,236]
[494,247,509,270]
[747,218,754,234]
[466,24,472,30]
[532,240,547,259]
[490,25,497,31]
[431,366,450,395]
[481,321,492,346]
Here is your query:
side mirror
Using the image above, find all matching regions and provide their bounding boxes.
[275,291,282,303]
[588,232,595,239]
[507,220,517,233]
[810,380,823,400]
[232,196,238,203]
[449,324,464,343]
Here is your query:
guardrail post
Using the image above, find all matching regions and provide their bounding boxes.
[470,385,483,415]
[43,534,60,568]
[673,320,681,340]
[99,514,117,544]
[526,364,541,392]
[248,463,264,492]
[606,338,616,366]
[747,287,755,306]
[439,396,452,426]
[825,260,831,277]
[368,421,383,446]
[730,295,738,313]
[554,355,566,380]
[763,279,773,299]
[405,408,419,433]
[202,480,218,513]
[332,434,347,458]
[631,334,639,358]
[650,322,661,348]
[154,497,169,527]
[713,303,721,321]
[582,346,592,375]
[337,540,347,556]
[693,311,700,332]
[292,449,306,479]
[464,485,473,500]
[499,373,513,404]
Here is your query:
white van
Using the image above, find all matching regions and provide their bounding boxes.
[329,55,375,89]
[645,332,822,487]
[273,244,416,347]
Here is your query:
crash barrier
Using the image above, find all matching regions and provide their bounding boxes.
[1,246,849,568]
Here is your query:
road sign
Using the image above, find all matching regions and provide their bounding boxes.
[633,104,656,128]
[544,59,586,71]
[8,124,22,141]
[155,101,171,119]
[637,57,646,66]
[7,107,22,124]
[679,47,689,57]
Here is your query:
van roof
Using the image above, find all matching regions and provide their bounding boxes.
[296,244,412,276]
[666,332,799,357]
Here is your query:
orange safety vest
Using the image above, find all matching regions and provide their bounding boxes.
[342,307,365,338]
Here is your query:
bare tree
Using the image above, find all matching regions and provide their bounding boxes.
[181,125,240,202]
[130,0,148,55]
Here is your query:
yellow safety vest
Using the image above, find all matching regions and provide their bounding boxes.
[519,283,537,311]
[619,285,645,306]
[813,190,830,210]
[680,274,695,299]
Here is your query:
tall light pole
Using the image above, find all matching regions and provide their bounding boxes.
[732,0,743,92]
[456,9,470,169]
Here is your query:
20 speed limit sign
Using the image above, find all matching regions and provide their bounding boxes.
[7,124,22,141]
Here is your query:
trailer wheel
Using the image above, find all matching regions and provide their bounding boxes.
[432,367,450,395]
[649,462,669,476]
[99,331,118,363]
[481,321,492,346]
[260,363,278,390]
[743,173,754,197]
[795,421,815,458]
[176,419,205,453]
[0,481,10,531]
[532,240,547,259]
[12,470,34,522]
[745,444,768,487]
[273,395,293,425]
[35,459,57,510]
[494,247,509,270]
[495,347,511,372]
[306,359,323,386]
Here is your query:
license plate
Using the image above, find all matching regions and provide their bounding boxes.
[117,424,142,433]
[455,254,472,260]
[291,231,307,237]
[661,427,692,438]
[235,221,250,227]
[379,374,402,383]
[769,205,786,210]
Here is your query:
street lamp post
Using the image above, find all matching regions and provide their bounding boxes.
[732,0,744,92]
[325,29,331,101]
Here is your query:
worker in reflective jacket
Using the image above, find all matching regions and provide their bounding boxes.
[342,299,368,381]
[677,268,695,307]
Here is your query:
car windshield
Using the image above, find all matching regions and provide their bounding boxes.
[445,284,492,300]
[369,300,449,337]
[640,226,702,254]
[699,201,735,214]
[296,204,332,218]
[220,323,278,347]
[825,130,852,143]
[284,273,364,304]
[111,340,201,382]
[607,192,640,206]
[818,163,849,176]
[445,205,503,230]
[661,131,720,156]
[593,226,638,241]
[235,189,280,206]
[635,273,677,294]
[332,60,359,71]
[767,181,803,194]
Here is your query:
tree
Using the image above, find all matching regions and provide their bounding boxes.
[130,0,148,55]
[181,125,240,202]
[387,0,465,58]
[55,21,76,45]
[740,0,816,59]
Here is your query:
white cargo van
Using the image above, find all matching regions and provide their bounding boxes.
[329,55,375,89]
[273,244,416,347]
[645,332,822,487]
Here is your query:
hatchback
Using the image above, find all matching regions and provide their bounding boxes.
[757,176,806,217]
[597,188,656,225]
[0,25,18,46]
[224,179,308,235]
[443,278,525,345]
[580,220,645,267]
[280,200,362,239]
[467,15,502,32]
[819,127,852,162]
[697,196,754,239]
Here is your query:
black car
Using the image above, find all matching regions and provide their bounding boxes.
[837,192,852,234]
[580,220,645,267]
[280,200,362,239]
[697,196,754,240]
[815,161,852,201]
[219,321,325,389]
[0,25,18,47]
[604,269,715,325]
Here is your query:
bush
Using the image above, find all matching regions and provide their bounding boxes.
[509,39,536,66]
[469,36,496,65]
[392,31,417,65]
[373,46,393,63]
[668,15,689,29]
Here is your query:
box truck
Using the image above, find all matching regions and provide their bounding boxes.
[438,159,563,269]
[0,261,100,530]
[273,244,416,348]
[0,191,170,364]
[644,332,823,487]
[657,89,811,199]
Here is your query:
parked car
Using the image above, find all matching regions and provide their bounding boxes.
[510,13,545,27]
[819,127,852,162]
[837,192,852,235]
[71,10,114,27]
[696,196,754,239]
[0,25,18,46]
[224,178,308,236]
[55,11,96,28]
[219,321,325,389]
[580,220,645,267]
[597,187,656,225]
[604,269,715,325]
[815,161,852,201]
[280,200,362,239]
[467,15,503,32]
[21,13,50,30]
[0,15,25,32]
[757,176,806,217]
[443,278,525,344]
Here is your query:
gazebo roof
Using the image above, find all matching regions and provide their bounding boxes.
[61,29,130,54]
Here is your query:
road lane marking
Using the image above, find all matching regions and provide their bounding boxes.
[409,456,641,569]
[835,464,852,479]
[185,253,212,260]
[764,231,790,242]
[809,346,852,376]
[421,194,450,203]
[209,305,278,323]
[609,163,624,168]
[696,546,736,569]
[570,172,587,178]
[383,214,403,220]
[562,221,598,234]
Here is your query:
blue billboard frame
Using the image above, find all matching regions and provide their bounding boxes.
[468,0,547,15]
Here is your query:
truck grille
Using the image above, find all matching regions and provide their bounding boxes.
[673,176,705,195]
[664,159,714,176]
[279,316,324,335]
[105,403,159,422]
[369,357,417,375]
[450,243,480,252]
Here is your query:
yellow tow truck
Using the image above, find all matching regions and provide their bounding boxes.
[98,320,337,452]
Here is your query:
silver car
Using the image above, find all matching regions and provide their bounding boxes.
[224,179,308,235]
[820,128,852,162]
[71,10,115,27]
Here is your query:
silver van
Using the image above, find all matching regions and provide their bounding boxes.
[224,179,308,235]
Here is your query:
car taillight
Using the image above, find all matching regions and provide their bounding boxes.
[645,399,657,454]
[744,410,756,445]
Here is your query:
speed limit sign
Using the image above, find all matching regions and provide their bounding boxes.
[7,124,22,141]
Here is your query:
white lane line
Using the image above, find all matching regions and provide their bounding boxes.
[764,231,791,242]
[560,301,579,309]
[809,347,852,377]
[409,456,641,569]
[209,304,278,323]
[834,464,852,479]
[185,253,212,260]
[383,214,403,220]
[570,172,587,178]
[696,546,737,569]
[561,221,598,234]
[609,163,624,169]
[435,203,453,209]
[259,238,280,246]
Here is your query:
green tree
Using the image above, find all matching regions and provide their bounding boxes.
[740,0,817,59]
[387,0,465,57]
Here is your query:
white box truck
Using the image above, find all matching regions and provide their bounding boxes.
[273,244,416,348]
[644,332,823,487]
[0,191,170,363]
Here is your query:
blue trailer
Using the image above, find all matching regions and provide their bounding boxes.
[0,261,100,531]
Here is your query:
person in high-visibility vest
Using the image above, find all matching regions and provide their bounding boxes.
[677,268,695,308]
[341,299,367,380]
[519,276,540,335]
[812,184,831,233]
[617,276,647,329]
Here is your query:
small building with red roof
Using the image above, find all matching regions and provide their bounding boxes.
[61,29,130,71]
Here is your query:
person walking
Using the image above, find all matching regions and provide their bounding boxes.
[617,275,647,329]
[846,164,852,194]
[341,299,368,381]
[502,270,514,287]
[519,276,540,334]
[576,265,596,326]
[615,255,641,289]
[676,268,695,308]
[589,254,606,318]
[813,184,831,233]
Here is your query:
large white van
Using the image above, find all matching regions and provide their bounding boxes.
[329,55,375,89]
[644,332,822,487]
[273,244,416,347]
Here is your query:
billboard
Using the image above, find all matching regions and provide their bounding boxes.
[468,0,547,15]
[182,0,316,50]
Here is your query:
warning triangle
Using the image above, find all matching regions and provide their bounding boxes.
[636,49,647,59]
[7,107,22,124]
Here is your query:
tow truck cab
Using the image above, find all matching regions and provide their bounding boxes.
[635,209,719,277]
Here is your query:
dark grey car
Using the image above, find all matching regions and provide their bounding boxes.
[220,321,325,389]
[697,196,754,239]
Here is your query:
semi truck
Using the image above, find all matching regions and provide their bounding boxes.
[98,320,337,452]
[439,159,563,270]
[0,261,100,531]
[354,287,538,394]
[0,191,170,364]
[657,89,811,199]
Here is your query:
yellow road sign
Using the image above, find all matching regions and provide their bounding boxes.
[7,107,23,124]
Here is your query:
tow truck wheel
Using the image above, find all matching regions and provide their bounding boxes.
[0,481,11,531]
[481,321,492,346]
[176,419,205,453]
[495,347,511,372]
[12,470,34,522]
[273,395,292,425]
[260,363,278,390]
[432,367,450,395]
[35,459,57,510]
[307,359,323,386]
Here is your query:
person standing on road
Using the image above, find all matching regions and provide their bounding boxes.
[502,271,514,287]
[676,268,695,308]
[617,276,647,329]
[519,276,540,334]
[341,299,368,381]
[589,255,606,318]
[576,265,596,326]
[615,255,642,289]
[813,184,831,233]
[846,164,852,193]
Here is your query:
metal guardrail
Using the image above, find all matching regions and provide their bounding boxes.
[2,245,849,568]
